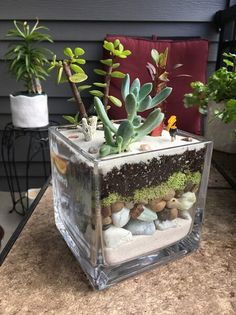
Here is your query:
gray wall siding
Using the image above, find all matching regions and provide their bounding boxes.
[0,0,228,190]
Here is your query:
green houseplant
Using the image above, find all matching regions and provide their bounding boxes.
[6,20,53,128]
[184,53,236,153]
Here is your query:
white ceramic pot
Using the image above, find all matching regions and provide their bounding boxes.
[205,101,236,153]
[10,94,49,128]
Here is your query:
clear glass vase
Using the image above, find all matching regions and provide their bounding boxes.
[49,126,213,290]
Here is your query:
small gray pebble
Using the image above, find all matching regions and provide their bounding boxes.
[88,146,98,154]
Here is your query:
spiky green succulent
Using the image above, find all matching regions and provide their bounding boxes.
[94,74,172,157]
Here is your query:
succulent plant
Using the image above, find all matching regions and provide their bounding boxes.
[49,46,89,118]
[90,39,131,110]
[94,74,172,157]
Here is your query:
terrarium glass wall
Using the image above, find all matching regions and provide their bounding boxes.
[49,126,212,290]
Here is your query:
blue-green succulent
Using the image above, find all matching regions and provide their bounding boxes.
[94,74,172,157]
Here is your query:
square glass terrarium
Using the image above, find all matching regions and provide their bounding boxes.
[49,125,212,290]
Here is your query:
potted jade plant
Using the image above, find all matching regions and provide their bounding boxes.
[184,52,236,153]
[49,39,131,127]
[5,20,53,128]
[48,39,212,289]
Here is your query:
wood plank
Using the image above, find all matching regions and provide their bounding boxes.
[0,60,217,97]
[0,21,219,42]
[0,0,225,21]
[0,41,219,62]
[0,96,91,114]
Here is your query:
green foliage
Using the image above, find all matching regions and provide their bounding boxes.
[90,39,131,110]
[63,112,80,125]
[6,19,53,93]
[94,74,172,157]
[49,46,87,84]
[183,53,236,137]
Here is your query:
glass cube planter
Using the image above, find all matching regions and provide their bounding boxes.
[49,126,213,290]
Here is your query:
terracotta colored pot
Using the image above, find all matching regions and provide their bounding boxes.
[151,121,164,137]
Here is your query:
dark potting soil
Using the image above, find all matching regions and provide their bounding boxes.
[101,148,205,198]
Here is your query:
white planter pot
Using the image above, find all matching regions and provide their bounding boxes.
[10,94,49,128]
[205,101,236,153]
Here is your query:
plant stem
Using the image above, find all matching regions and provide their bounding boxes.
[63,62,88,119]
[103,57,115,111]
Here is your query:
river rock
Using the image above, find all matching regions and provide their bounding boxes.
[137,206,157,221]
[112,207,130,227]
[163,189,175,201]
[101,206,111,217]
[130,203,144,219]
[102,216,112,226]
[103,225,132,248]
[157,207,178,221]
[125,201,134,209]
[124,219,156,235]
[154,218,177,230]
[111,202,125,213]
[148,199,166,212]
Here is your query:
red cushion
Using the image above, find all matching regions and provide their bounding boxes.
[105,35,208,134]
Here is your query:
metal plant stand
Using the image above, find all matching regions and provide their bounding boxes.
[1,123,54,215]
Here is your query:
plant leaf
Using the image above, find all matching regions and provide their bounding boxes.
[150,87,172,108]
[111,71,125,78]
[70,64,84,73]
[112,63,120,69]
[94,68,107,76]
[139,83,153,102]
[73,58,86,64]
[64,47,74,58]
[94,97,117,133]
[103,42,114,52]
[78,85,91,91]
[57,66,63,84]
[130,78,140,93]
[121,74,130,100]
[100,59,113,66]
[74,47,85,56]
[151,49,159,64]
[125,93,136,121]
[90,90,104,97]
[69,73,88,83]
[173,63,183,69]
[63,115,76,124]
[108,95,122,107]
[114,39,120,48]
[93,82,107,87]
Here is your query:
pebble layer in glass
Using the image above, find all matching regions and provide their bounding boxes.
[49,126,212,290]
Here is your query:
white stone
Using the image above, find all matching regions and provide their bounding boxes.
[154,219,177,230]
[137,206,157,222]
[103,225,132,248]
[112,207,130,227]
[124,219,156,235]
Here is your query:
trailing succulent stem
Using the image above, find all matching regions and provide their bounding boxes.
[94,74,172,157]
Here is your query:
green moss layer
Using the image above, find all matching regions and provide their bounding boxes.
[101,171,201,206]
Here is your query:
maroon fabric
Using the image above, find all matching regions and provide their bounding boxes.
[105,35,209,134]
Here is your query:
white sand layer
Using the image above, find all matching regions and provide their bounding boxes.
[103,217,192,265]
[58,127,205,173]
